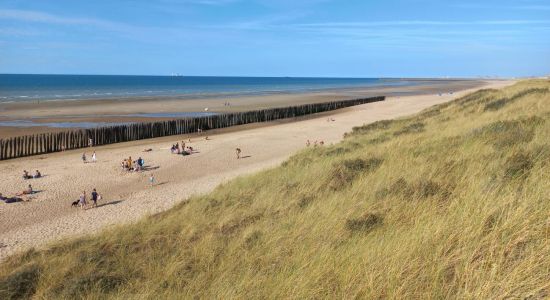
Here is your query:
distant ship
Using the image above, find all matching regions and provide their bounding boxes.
[170,73,184,77]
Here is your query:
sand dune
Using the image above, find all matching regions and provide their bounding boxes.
[0,80,513,260]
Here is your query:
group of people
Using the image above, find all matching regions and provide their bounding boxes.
[22,169,41,179]
[171,141,195,155]
[82,151,97,163]
[0,184,34,204]
[75,188,101,210]
[121,156,145,172]
[306,140,324,147]
[2,171,42,204]
[2,182,37,203]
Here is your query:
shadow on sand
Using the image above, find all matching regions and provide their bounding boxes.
[97,200,125,208]
[142,166,160,171]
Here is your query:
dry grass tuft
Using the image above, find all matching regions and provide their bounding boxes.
[393,122,425,136]
[503,152,534,180]
[0,264,40,300]
[329,157,383,190]
[350,119,394,135]
[345,213,383,233]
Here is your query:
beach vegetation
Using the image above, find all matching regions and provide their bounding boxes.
[1,80,549,299]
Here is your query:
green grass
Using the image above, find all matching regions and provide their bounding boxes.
[1,80,549,299]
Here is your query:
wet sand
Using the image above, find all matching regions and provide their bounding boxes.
[0,80,514,260]
[0,79,487,137]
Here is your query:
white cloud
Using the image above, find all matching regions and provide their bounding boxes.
[0,9,120,28]
[292,20,550,28]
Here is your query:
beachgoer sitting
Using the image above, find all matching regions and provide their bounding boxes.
[33,170,41,178]
[137,157,144,167]
[143,148,152,152]
[22,170,31,180]
[16,184,33,196]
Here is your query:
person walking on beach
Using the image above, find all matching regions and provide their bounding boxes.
[92,151,97,163]
[149,173,155,187]
[82,153,87,163]
[91,188,100,208]
[236,148,242,159]
[88,138,93,147]
[79,190,87,210]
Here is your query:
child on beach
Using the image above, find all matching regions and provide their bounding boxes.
[236,148,242,159]
[82,153,87,163]
[149,174,155,187]
[92,151,97,163]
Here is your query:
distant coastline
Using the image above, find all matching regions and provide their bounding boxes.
[0,74,482,103]
[0,78,489,138]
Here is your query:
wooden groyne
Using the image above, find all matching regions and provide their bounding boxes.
[0,96,384,160]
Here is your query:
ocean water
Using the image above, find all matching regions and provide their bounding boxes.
[0,74,421,103]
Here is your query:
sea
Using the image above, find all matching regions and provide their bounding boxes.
[0,74,427,103]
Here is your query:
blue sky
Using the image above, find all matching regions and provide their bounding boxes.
[0,0,549,77]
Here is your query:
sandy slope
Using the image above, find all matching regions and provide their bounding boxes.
[0,80,513,260]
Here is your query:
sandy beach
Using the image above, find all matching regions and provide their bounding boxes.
[0,80,514,260]
[0,79,486,137]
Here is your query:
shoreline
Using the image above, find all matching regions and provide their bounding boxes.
[0,79,488,138]
[0,77,488,104]
[0,80,515,260]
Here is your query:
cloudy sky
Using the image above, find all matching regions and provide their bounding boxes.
[0,0,549,77]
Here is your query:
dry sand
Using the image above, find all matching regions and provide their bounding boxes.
[0,80,514,260]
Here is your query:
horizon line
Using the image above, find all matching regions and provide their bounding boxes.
[0,73,520,80]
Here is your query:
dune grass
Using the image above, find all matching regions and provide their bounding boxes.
[1,80,549,299]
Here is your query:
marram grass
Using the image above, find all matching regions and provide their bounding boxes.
[1,80,549,299]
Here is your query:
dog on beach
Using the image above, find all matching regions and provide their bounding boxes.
[71,200,79,207]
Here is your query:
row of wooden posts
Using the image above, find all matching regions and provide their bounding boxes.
[0,96,384,161]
